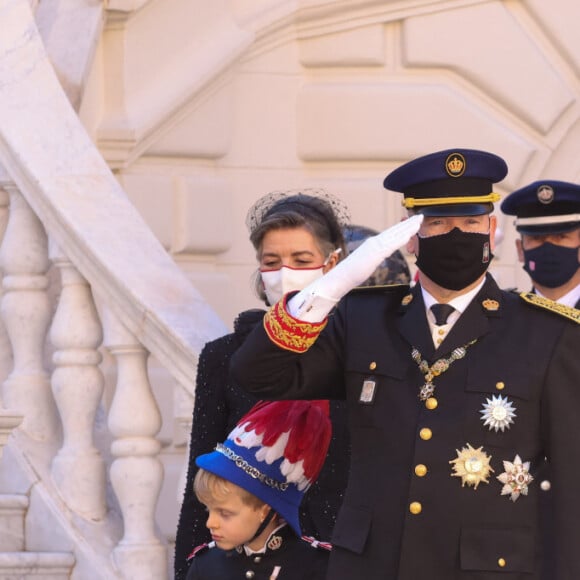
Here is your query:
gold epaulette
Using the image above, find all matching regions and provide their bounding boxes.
[519,292,580,324]
[264,296,327,353]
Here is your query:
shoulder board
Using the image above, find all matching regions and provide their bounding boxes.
[348,283,410,295]
[187,541,215,561]
[301,536,332,551]
[519,292,580,324]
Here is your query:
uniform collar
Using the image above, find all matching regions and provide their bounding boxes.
[398,274,502,360]
[242,523,289,556]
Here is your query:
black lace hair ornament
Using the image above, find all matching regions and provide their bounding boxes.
[245,188,351,234]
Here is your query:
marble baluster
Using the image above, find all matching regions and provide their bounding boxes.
[0,176,23,455]
[49,245,106,519]
[0,183,58,441]
[103,306,167,580]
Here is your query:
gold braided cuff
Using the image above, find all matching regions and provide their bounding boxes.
[264,296,328,353]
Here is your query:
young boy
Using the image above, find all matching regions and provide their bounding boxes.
[185,400,332,580]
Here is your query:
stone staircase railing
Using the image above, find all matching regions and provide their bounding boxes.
[0,1,228,578]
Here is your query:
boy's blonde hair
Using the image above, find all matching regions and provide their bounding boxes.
[194,468,266,510]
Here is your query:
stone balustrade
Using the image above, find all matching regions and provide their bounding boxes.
[0,0,227,578]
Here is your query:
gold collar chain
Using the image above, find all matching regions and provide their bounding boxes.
[411,340,477,401]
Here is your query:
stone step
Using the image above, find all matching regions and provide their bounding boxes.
[0,552,75,579]
[0,495,28,552]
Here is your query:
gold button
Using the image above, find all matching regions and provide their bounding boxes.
[369,361,377,370]
[436,338,443,344]
[425,397,438,410]
[419,428,432,440]
[498,558,506,568]
[496,381,505,390]
[415,464,428,477]
[438,328,445,336]
[409,501,422,514]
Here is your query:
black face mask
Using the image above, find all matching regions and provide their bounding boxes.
[523,242,579,288]
[416,227,493,291]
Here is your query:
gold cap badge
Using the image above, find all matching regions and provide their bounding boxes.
[445,152,466,177]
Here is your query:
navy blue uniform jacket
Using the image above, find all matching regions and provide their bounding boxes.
[231,275,580,580]
[185,525,329,579]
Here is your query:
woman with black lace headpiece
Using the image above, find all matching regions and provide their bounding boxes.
[174,189,351,580]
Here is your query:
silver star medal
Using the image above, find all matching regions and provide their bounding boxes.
[480,394,516,432]
[497,455,534,501]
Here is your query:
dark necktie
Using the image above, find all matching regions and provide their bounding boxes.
[430,303,455,326]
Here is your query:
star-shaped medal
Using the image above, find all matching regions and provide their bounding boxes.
[480,395,516,432]
[450,443,494,489]
[497,455,533,502]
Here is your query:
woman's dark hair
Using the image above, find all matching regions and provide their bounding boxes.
[248,193,348,303]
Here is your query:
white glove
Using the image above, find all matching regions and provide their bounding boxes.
[288,214,423,322]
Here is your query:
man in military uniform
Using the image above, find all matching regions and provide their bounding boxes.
[231,148,580,579]
[501,179,580,308]
[501,180,580,580]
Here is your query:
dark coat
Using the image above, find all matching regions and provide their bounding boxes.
[231,275,580,580]
[174,310,349,580]
[185,525,330,580]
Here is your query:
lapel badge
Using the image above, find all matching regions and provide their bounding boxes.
[482,299,499,311]
[480,395,516,432]
[359,379,376,404]
[267,534,283,551]
[401,294,413,306]
[450,443,494,489]
[497,455,534,501]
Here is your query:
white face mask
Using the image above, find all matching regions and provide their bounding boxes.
[260,266,325,305]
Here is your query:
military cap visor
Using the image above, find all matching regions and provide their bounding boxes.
[384,148,507,216]
[501,180,580,235]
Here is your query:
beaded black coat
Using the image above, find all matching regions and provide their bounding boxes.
[231,275,580,580]
[174,310,349,580]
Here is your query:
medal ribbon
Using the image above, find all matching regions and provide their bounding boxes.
[411,339,477,400]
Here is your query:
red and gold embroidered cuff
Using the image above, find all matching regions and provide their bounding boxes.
[264,296,327,353]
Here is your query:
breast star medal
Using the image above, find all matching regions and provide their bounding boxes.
[497,455,533,501]
[450,443,494,489]
[480,395,517,432]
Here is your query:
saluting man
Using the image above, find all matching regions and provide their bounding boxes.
[501,179,580,309]
[231,148,580,580]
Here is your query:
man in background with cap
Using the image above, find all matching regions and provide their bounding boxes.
[501,179,580,580]
[231,148,580,579]
[501,179,580,308]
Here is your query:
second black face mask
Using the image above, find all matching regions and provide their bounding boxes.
[523,242,579,288]
[416,227,493,291]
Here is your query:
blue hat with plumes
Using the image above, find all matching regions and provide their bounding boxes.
[196,400,331,536]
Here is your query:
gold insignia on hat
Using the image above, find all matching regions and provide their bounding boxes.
[480,395,516,432]
[497,455,534,502]
[445,152,466,177]
[450,443,494,489]
[482,299,499,311]
[401,294,413,305]
[537,184,554,205]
